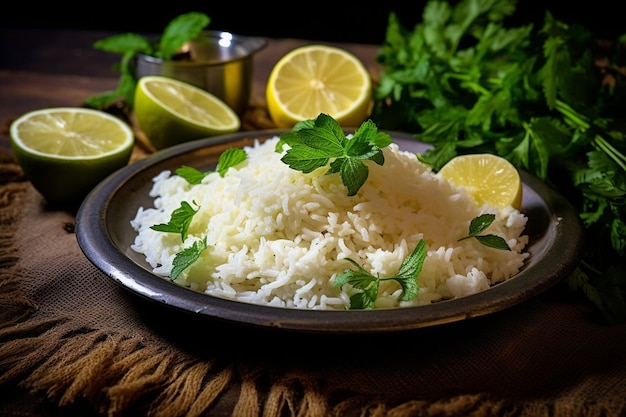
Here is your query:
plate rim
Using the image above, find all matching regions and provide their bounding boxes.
[76,129,584,334]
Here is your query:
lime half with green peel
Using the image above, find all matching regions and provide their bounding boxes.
[134,75,241,150]
[10,107,134,208]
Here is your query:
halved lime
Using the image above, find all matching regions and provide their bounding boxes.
[134,76,241,150]
[10,107,134,208]
[438,153,523,210]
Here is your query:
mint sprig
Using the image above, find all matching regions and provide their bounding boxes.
[458,213,511,251]
[170,238,208,280]
[150,200,199,241]
[280,113,393,196]
[335,240,426,309]
[176,148,247,184]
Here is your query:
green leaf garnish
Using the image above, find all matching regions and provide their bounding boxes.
[92,32,154,55]
[217,148,247,177]
[335,240,426,309]
[170,237,208,280]
[157,12,210,60]
[280,113,392,196]
[458,214,511,251]
[176,148,248,184]
[176,166,209,185]
[150,200,199,241]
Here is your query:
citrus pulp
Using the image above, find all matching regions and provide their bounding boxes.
[134,75,240,150]
[437,153,523,210]
[266,44,372,128]
[10,107,134,208]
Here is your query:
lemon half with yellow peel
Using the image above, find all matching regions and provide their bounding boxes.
[266,44,372,128]
[134,76,241,150]
[438,153,523,210]
[10,107,134,208]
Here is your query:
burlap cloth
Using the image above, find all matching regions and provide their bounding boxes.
[1,103,626,417]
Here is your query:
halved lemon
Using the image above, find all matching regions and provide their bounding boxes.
[266,44,372,128]
[438,153,523,210]
[10,107,134,208]
[134,76,241,150]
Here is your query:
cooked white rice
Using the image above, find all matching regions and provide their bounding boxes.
[130,136,529,310]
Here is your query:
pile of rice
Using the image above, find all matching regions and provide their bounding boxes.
[130,136,529,310]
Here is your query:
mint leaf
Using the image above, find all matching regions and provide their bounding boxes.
[83,91,122,109]
[337,157,369,196]
[176,148,247,185]
[150,200,199,241]
[274,119,317,151]
[394,239,426,300]
[93,33,154,55]
[353,119,393,149]
[334,258,380,309]
[458,214,511,251]
[176,166,208,185]
[335,239,426,309]
[349,289,380,310]
[468,213,496,235]
[170,237,208,280]
[475,235,512,250]
[158,12,211,60]
[280,113,392,196]
[281,145,333,173]
[217,148,247,177]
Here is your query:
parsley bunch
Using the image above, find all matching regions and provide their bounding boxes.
[371,0,626,322]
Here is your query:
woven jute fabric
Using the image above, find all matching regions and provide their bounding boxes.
[1,106,626,416]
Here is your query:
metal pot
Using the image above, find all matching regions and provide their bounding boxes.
[134,30,268,115]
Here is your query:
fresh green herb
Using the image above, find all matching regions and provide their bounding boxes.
[176,166,209,185]
[84,12,210,109]
[150,200,199,241]
[458,214,511,251]
[176,148,248,184]
[170,237,208,280]
[371,0,626,323]
[150,199,207,279]
[152,146,248,280]
[335,240,426,309]
[156,13,211,60]
[216,148,247,176]
[279,113,393,196]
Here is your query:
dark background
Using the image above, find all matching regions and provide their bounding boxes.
[3,1,624,44]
